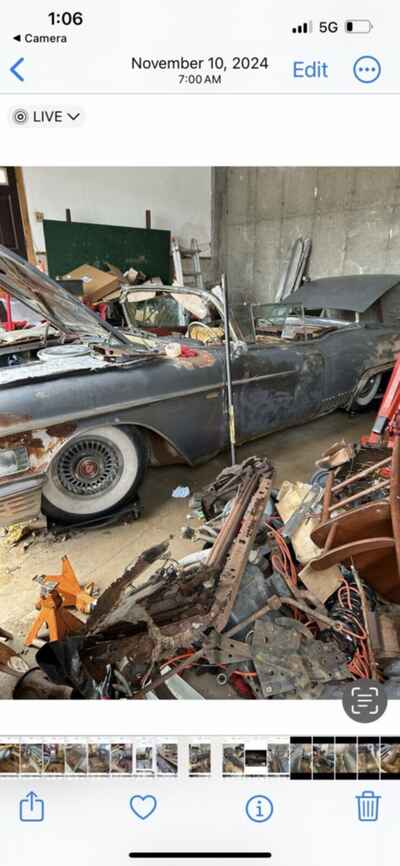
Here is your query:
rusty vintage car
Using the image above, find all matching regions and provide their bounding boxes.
[0,245,400,526]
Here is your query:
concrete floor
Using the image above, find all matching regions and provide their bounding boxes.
[0,408,375,698]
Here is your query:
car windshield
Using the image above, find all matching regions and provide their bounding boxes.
[123,289,226,336]
[252,303,305,339]
[125,293,191,330]
[124,289,257,343]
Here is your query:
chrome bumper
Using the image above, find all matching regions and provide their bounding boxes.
[0,475,45,527]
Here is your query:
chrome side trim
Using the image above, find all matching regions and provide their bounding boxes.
[232,369,297,387]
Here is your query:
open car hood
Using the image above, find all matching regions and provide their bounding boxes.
[0,245,130,345]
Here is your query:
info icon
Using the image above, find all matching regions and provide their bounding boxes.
[342,680,387,723]
[245,795,274,823]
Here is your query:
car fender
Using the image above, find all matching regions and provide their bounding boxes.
[0,390,226,484]
[347,361,394,410]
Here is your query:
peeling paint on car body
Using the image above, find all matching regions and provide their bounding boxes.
[0,426,77,478]
[0,412,32,428]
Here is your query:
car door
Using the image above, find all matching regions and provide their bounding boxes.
[231,304,325,443]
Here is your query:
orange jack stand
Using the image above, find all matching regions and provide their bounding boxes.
[40,556,95,614]
[25,588,84,646]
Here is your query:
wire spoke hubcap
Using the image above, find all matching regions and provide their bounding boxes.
[55,437,123,497]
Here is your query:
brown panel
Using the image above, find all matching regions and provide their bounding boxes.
[0,167,27,257]
[310,502,400,602]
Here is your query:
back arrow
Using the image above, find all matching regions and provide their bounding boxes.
[10,57,24,81]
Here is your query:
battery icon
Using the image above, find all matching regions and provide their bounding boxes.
[345,19,373,33]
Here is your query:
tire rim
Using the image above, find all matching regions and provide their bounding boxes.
[357,374,381,406]
[54,436,123,498]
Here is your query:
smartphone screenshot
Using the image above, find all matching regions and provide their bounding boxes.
[0,1,399,863]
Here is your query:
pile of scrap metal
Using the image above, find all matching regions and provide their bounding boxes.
[6,457,353,697]
[306,427,400,684]
[191,435,400,697]
[23,430,400,700]
[34,456,278,698]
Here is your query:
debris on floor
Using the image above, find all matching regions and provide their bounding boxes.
[0,626,29,679]
[171,485,191,498]
[2,515,49,550]
[4,523,33,547]
[0,497,143,557]
[13,422,400,701]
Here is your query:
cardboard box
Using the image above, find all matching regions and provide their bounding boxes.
[56,278,84,299]
[62,264,121,304]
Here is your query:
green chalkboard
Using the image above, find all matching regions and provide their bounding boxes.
[43,219,171,283]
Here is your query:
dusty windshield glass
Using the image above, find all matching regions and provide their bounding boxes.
[125,290,217,331]
[126,294,190,329]
[252,302,305,338]
[230,303,255,343]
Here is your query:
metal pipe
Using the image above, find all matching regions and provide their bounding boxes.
[207,472,258,569]
[390,431,400,576]
[221,273,236,466]
[328,479,389,512]
[320,471,334,523]
[332,456,391,494]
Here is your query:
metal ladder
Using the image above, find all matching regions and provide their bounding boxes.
[171,237,205,289]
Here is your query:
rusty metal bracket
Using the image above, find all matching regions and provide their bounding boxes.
[202,629,252,665]
[367,610,400,661]
[251,619,349,698]
[210,474,274,631]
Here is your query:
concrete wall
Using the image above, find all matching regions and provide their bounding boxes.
[23,166,212,258]
[214,168,400,307]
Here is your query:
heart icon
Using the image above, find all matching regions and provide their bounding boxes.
[129,795,157,820]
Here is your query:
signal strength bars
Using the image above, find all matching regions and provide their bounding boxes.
[292,20,313,34]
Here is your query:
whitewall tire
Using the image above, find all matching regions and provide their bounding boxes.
[42,425,147,523]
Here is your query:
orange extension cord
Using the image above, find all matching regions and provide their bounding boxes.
[161,651,257,678]
[268,521,371,679]
[266,522,299,592]
[336,578,371,679]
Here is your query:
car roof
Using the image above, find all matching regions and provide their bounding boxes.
[285,274,400,313]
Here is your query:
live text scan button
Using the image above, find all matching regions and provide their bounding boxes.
[10,106,84,127]
[342,680,388,722]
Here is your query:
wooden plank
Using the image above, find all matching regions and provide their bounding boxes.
[14,167,36,264]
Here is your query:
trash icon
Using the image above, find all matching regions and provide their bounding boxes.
[356,790,381,822]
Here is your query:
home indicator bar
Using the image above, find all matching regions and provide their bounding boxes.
[128,855,272,860]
